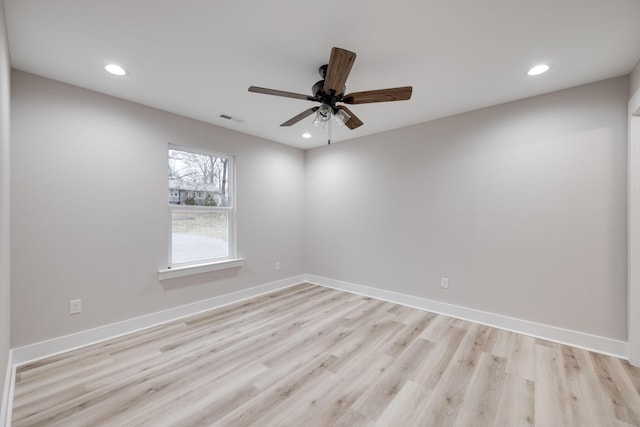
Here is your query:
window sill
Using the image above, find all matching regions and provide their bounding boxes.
[158,258,244,280]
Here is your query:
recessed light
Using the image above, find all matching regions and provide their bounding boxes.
[302,133,312,139]
[104,64,127,76]
[527,64,550,76]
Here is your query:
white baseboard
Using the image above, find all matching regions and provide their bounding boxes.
[1,349,14,427]
[12,275,306,367]
[5,271,631,425]
[305,274,629,360]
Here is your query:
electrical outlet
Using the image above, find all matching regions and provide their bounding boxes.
[440,277,449,289]
[69,299,82,315]
[275,262,281,271]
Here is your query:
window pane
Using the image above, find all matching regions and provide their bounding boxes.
[168,148,231,207]
[171,210,229,264]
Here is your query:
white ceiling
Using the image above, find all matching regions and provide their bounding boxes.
[4,0,640,149]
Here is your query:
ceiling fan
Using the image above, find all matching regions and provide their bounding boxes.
[248,47,412,144]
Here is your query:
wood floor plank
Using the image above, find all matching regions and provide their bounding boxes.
[11,283,640,427]
[383,312,434,357]
[374,380,431,427]
[590,352,640,425]
[493,373,535,427]
[415,326,467,390]
[297,353,395,426]
[490,328,511,358]
[566,346,618,426]
[452,352,507,427]
[210,354,337,427]
[126,362,267,427]
[350,366,407,421]
[333,408,369,427]
[505,331,537,382]
[411,323,493,426]
[534,343,573,427]
[254,370,343,427]
[622,359,640,395]
[326,315,403,374]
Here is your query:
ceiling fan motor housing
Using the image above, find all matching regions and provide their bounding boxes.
[312,80,345,111]
[312,80,325,98]
[314,63,347,100]
[318,64,328,79]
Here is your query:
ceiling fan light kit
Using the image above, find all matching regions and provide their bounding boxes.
[313,104,332,125]
[334,108,351,125]
[248,47,413,144]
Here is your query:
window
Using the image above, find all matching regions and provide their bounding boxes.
[168,144,234,267]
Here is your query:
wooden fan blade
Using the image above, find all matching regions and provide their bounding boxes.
[249,86,317,101]
[323,47,356,95]
[343,86,412,104]
[338,106,363,130]
[280,107,319,127]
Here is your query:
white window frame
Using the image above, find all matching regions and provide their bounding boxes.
[159,143,242,280]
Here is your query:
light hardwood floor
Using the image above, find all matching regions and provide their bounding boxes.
[11,283,640,426]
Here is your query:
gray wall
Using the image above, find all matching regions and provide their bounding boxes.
[306,76,629,340]
[7,67,634,349]
[10,71,306,347]
[0,0,11,403]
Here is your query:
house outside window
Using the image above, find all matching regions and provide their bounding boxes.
[168,144,234,266]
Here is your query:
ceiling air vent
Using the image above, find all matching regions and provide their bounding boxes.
[219,114,243,123]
